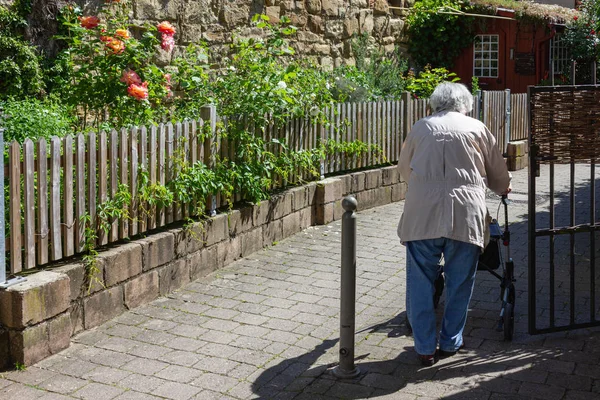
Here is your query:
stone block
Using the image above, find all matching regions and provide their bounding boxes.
[364,169,382,190]
[323,0,343,16]
[306,182,318,205]
[0,271,70,329]
[282,211,301,238]
[219,4,249,28]
[139,232,174,271]
[306,0,321,14]
[289,12,308,27]
[271,192,293,220]
[344,16,359,38]
[228,206,254,236]
[0,327,9,369]
[506,140,528,157]
[189,247,218,281]
[187,221,207,254]
[48,312,71,355]
[172,228,188,259]
[205,214,229,246]
[9,312,71,366]
[241,228,264,257]
[315,202,334,225]
[333,200,345,221]
[299,207,314,230]
[359,11,374,34]
[391,182,407,202]
[291,186,307,212]
[54,263,85,302]
[263,219,283,246]
[382,166,399,186]
[324,21,343,42]
[265,6,281,23]
[100,243,143,287]
[83,286,125,329]
[339,175,352,195]
[313,43,331,55]
[308,15,324,33]
[373,0,389,14]
[351,172,366,193]
[159,259,191,296]
[315,178,343,205]
[253,200,271,227]
[217,236,242,268]
[70,301,84,336]
[180,24,203,44]
[124,271,159,310]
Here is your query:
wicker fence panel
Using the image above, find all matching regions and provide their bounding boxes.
[531,88,600,163]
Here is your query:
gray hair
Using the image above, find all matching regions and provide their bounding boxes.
[429,82,473,114]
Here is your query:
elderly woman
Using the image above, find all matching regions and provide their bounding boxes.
[398,82,510,366]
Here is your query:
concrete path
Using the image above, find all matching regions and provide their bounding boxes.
[1,165,600,400]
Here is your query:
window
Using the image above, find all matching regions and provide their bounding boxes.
[473,35,499,78]
[550,33,570,75]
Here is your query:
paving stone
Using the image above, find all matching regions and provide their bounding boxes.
[518,382,566,400]
[155,365,203,383]
[113,392,163,400]
[72,382,126,400]
[37,374,88,394]
[152,381,202,400]
[117,373,165,393]
[2,366,58,386]
[190,372,239,392]
[81,365,132,385]
[121,358,169,376]
[0,382,45,399]
[127,343,172,359]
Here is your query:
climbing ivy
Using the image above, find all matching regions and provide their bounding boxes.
[406,0,477,69]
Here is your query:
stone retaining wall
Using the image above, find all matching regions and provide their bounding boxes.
[12,0,412,65]
[0,165,406,368]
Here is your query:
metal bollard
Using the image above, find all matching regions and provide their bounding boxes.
[333,196,360,379]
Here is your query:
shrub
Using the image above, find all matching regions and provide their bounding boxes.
[0,6,45,98]
[0,97,75,143]
[405,65,460,98]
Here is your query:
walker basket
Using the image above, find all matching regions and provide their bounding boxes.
[478,221,503,271]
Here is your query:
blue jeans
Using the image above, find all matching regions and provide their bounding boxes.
[406,238,480,355]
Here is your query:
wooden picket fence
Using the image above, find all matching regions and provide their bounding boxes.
[3,92,528,275]
[510,93,529,142]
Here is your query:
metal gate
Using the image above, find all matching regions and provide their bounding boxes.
[528,84,600,334]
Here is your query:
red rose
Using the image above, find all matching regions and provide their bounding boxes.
[127,82,149,100]
[80,16,100,29]
[574,15,579,21]
[157,21,176,35]
[120,69,142,86]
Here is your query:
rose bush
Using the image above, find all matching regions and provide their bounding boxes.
[49,1,174,130]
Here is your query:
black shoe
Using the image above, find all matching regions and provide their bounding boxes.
[418,352,438,366]
[438,344,465,358]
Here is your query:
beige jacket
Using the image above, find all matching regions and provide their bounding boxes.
[397,111,510,249]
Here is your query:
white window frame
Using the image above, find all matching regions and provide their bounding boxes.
[549,33,570,75]
[473,35,499,78]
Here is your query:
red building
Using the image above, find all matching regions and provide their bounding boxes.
[451,5,577,93]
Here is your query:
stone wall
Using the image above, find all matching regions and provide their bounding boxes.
[6,0,411,66]
[0,165,406,368]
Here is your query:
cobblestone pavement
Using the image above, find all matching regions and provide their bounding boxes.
[2,165,600,400]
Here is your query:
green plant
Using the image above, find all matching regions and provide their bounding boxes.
[50,2,173,130]
[406,0,477,69]
[330,34,408,102]
[471,76,481,95]
[0,6,45,98]
[0,97,75,143]
[14,362,26,371]
[405,65,460,98]
[561,0,600,84]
